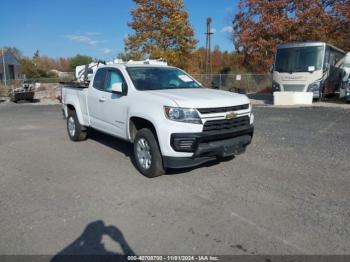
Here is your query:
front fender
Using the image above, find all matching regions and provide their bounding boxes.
[127,113,161,141]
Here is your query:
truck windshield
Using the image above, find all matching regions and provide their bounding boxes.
[126,67,202,91]
[275,46,324,73]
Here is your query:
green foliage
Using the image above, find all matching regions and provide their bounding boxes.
[20,52,93,79]
[69,55,93,71]
[21,58,41,79]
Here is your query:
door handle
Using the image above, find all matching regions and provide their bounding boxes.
[99,97,106,102]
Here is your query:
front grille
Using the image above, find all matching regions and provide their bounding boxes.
[197,104,249,114]
[203,116,250,132]
[283,84,305,92]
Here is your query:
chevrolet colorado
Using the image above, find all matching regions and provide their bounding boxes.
[61,60,254,177]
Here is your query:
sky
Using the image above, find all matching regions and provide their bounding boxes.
[0,0,238,60]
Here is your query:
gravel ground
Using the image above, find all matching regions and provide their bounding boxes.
[0,103,349,257]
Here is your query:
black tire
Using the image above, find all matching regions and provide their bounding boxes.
[133,128,165,178]
[67,109,88,141]
[319,87,326,102]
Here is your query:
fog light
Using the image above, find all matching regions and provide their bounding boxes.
[171,137,197,152]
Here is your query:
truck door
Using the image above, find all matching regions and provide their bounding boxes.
[87,67,108,130]
[101,68,128,137]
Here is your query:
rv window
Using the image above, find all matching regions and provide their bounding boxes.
[275,46,324,73]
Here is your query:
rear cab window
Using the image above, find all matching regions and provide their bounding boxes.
[93,68,107,90]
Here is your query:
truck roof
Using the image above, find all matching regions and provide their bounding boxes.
[108,59,168,67]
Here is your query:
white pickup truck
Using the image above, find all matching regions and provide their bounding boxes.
[61,60,254,177]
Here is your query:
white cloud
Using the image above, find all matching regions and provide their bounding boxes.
[210,28,216,34]
[221,26,233,33]
[65,34,99,45]
[101,48,113,54]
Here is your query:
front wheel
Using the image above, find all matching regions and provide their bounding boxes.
[134,128,165,178]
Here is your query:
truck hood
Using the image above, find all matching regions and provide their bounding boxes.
[147,88,250,108]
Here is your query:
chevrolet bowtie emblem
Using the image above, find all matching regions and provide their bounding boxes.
[226,112,237,120]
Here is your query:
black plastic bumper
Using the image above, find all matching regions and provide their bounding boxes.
[163,126,254,169]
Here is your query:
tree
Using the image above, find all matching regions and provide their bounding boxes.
[232,0,350,72]
[117,52,132,61]
[331,0,350,49]
[33,50,40,59]
[21,58,41,79]
[125,0,197,70]
[69,54,93,71]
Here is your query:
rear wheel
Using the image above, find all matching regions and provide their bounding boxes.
[319,86,326,102]
[134,128,164,178]
[67,109,87,141]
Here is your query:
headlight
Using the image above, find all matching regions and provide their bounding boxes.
[164,106,202,124]
[307,81,322,92]
[272,80,280,91]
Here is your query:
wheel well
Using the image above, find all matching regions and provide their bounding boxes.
[129,117,157,142]
[67,104,75,112]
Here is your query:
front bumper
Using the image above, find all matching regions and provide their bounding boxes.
[163,126,254,169]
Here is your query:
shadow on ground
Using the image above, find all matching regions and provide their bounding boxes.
[87,129,227,176]
[51,220,135,262]
[14,98,41,104]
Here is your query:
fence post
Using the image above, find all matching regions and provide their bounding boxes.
[219,74,222,89]
[247,74,250,93]
[1,48,7,86]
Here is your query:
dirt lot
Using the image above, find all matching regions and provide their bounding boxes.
[0,103,349,257]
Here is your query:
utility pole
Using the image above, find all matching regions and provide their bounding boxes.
[204,17,213,76]
[1,48,6,86]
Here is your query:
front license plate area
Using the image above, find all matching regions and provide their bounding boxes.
[222,144,237,157]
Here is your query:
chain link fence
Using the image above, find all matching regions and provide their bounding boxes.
[192,74,272,93]
[1,74,273,99]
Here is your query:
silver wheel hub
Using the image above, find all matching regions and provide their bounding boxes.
[68,116,76,137]
[136,138,152,170]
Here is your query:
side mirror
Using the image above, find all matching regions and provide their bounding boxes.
[111,83,123,93]
[308,66,315,72]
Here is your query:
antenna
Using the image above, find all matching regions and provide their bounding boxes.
[205,17,213,75]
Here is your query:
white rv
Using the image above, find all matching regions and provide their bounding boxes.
[339,52,350,101]
[272,42,345,99]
